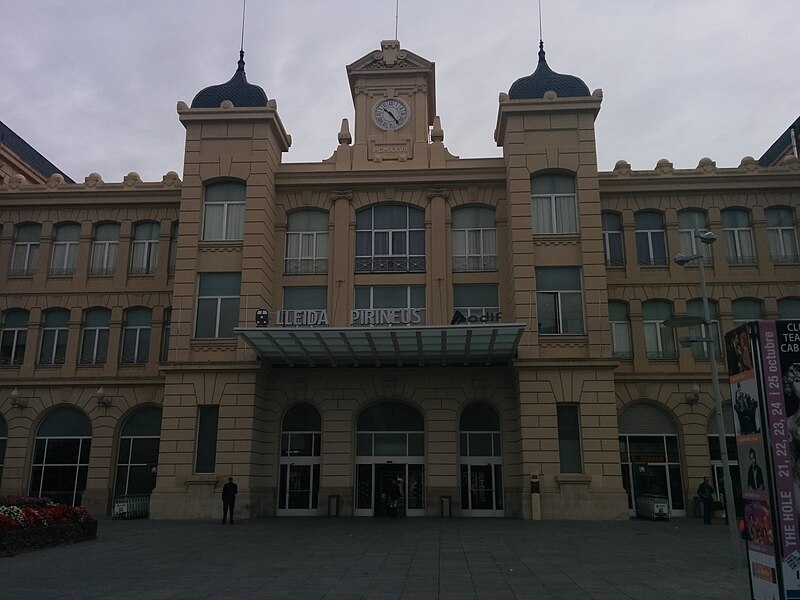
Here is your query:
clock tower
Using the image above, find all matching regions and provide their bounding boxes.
[335,40,451,169]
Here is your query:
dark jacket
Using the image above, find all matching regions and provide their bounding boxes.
[222,481,238,502]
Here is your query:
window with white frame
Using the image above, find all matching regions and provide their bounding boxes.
[160,308,171,362]
[355,205,425,273]
[79,308,110,365]
[90,222,119,276]
[779,298,800,320]
[285,210,328,274]
[732,298,763,328]
[120,308,151,364]
[642,300,676,359]
[531,173,577,234]
[10,223,41,277]
[609,301,632,358]
[130,222,159,275]
[195,273,241,338]
[535,267,584,334]
[678,210,711,265]
[453,284,499,320]
[722,209,755,265]
[452,206,497,271]
[766,207,799,264]
[602,212,624,266]
[281,287,328,326]
[635,211,668,266]
[50,223,80,276]
[0,309,28,366]
[203,182,245,241]
[354,285,425,323]
[39,308,70,365]
[168,222,178,274]
[687,299,720,359]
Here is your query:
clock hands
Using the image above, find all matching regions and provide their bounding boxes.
[382,107,400,125]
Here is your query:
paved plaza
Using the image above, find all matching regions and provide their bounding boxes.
[2,516,748,599]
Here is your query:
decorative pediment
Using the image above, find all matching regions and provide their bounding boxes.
[347,40,434,74]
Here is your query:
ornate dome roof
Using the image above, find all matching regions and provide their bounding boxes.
[191,51,268,109]
[508,42,590,100]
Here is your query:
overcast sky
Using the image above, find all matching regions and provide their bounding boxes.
[3,1,798,182]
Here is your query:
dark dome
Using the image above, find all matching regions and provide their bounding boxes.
[191,51,268,109]
[508,42,590,100]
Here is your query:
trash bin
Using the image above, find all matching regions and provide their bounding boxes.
[327,494,340,517]
[440,495,451,518]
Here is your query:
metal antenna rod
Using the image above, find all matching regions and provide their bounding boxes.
[240,0,247,52]
[538,0,543,43]
[395,0,399,40]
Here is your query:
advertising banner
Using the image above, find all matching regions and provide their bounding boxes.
[737,320,800,599]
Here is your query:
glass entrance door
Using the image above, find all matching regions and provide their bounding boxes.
[354,463,425,517]
[460,463,504,515]
[375,464,405,517]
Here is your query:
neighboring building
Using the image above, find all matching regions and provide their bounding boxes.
[759,115,800,167]
[0,40,798,520]
[0,120,74,185]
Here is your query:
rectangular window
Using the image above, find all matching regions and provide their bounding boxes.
[195,273,241,338]
[722,210,755,265]
[557,405,582,473]
[203,183,245,241]
[531,174,578,234]
[635,212,667,266]
[453,284,499,320]
[50,243,78,276]
[601,213,624,266]
[642,302,677,359]
[452,207,497,272]
[0,311,28,366]
[195,406,219,473]
[608,302,631,359]
[353,285,425,325]
[121,310,152,364]
[90,223,120,276]
[11,224,41,277]
[535,267,584,334]
[160,309,171,362]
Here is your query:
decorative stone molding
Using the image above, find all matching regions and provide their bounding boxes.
[84,172,104,187]
[696,157,717,173]
[220,99,234,109]
[123,172,142,186]
[8,174,27,189]
[338,119,352,145]
[738,156,760,172]
[654,158,673,175]
[330,190,353,202]
[47,174,65,188]
[161,171,181,186]
[612,160,631,176]
[426,188,450,200]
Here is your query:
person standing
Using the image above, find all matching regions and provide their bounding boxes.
[697,476,715,525]
[221,477,238,525]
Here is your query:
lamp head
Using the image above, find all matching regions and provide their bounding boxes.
[673,253,696,266]
[9,387,27,409]
[95,386,112,408]
[697,231,718,245]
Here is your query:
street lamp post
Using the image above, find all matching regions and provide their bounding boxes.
[673,231,744,569]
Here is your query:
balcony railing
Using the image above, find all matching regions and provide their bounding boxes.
[771,253,800,265]
[89,266,116,276]
[129,265,157,276]
[284,258,328,275]
[49,266,76,277]
[355,256,425,273]
[452,255,497,272]
[727,254,757,265]
[9,266,36,277]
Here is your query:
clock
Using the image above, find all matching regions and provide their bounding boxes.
[372,97,409,130]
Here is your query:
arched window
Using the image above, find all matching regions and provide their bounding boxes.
[285,210,329,274]
[355,401,425,517]
[10,223,41,277]
[278,404,321,513]
[203,181,245,241]
[779,298,800,320]
[602,212,624,266]
[130,221,160,275]
[355,205,425,273]
[0,415,6,484]
[609,301,631,358]
[531,173,577,234]
[678,210,711,264]
[121,308,152,364]
[30,407,91,505]
[722,209,755,264]
[642,300,676,359]
[1,308,28,366]
[39,308,70,365]
[451,206,497,271]
[635,211,667,266]
[50,222,80,276]
[116,407,162,497]
[618,404,684,514]
[766,207,799,264]
[732,298,763,327]
[460,403,503,515]
[80,308,111,365]
[687,299,720,359]
[90,222,120,276]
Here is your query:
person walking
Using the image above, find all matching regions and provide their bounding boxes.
[221,477,238,525]
[697,476,715,525]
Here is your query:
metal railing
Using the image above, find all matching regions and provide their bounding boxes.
[112,494,151,520]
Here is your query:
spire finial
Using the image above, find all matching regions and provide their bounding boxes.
[538,40,546,63]
[237,0,247,72]
[537,0,546,63]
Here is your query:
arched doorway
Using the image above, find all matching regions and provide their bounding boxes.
[115,406,162,498]
[354,401,425,517]
[29,407,91,505]
[707,404,743,518]
[618,403,685,516]
[460,403,504,516]
[278,404,321,515]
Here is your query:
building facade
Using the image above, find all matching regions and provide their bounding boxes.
[1,40,799,520]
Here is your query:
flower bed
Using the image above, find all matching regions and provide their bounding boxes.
[0,496,96,556]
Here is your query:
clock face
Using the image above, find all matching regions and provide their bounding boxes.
[372,98,409,130]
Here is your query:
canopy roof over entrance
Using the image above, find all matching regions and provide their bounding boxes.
[237,323,526,368]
